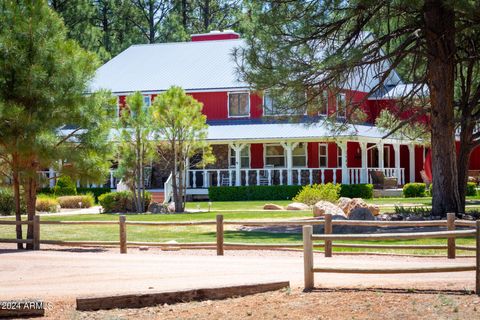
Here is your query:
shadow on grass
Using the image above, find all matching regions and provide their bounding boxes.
[309,287,475,296]
[202,230,302,242]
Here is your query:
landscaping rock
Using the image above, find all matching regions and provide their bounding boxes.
[167,202,176,212]
[286,202,309,210]
[148,202,168,214]
[312,201,345,217]
[341,198,380,217]
[263,204,284,210]
[348,207,375,221]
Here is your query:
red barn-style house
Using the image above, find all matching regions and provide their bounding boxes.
[89,30,480,199]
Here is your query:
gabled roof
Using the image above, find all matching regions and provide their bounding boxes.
[89,39,247,93]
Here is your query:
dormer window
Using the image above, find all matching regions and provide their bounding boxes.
[228,92,250,117]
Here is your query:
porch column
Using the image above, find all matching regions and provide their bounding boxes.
[359,142,368,183]
[48,167,55,188]
[230,143,246,186]
[378,142,384,169]
[337,141,348,184]
[281,141,299,185]
[408,144,416,183]
[393,143,401,185]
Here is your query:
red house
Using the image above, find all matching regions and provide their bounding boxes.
[90,30,479,199]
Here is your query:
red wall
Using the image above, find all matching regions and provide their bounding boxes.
[250,144,264,168]
[191,33,240,42]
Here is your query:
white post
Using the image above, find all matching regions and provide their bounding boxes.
[393,143,401,185]
[281,142,299,185]
[110,170,114,188]
[231,143,246,187]
[359,142,368,183]
[338,142,348,184]
[408,144,416,183]
[48,167,55,188]
[378,142,384,170]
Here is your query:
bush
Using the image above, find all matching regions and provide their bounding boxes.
[403,183,426,198]
[53,176,77,196]
[57,194,95,208]
[339,184,373,199]
[98,191,151,213]
[77,187,111,202]
[208,185,302,201]
[35,195,59,213]
[0,188,26,216]
[467,182,477,196]
[292,183,340,205]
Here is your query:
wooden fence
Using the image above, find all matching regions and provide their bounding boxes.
[302,220,480,294]
[0,213,478,258]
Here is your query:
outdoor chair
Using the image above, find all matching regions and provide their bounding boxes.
[369,170,398,189]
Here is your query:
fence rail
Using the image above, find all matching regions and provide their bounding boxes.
[302,220,480,294]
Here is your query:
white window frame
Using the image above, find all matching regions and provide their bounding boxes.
[228,91,250,118]
[292,143,308,168]
[264,144,286,168]
[336,93,347,118]
[337,146,342,167]
[319,143,328,168]
[228,146,251,169]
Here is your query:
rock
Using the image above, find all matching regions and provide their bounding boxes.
[286,202,309,210]
[139,246,149,251]
[341,198,380,217]
[348,207,375,221]
[263,203,284,210]
[148,202,168,214]
[312,201,346,217]
[167,202,176,212]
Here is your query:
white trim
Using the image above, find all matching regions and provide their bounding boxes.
[112,87,251,95]
[227,91,250,118]
[337,145,342,167]
[264,143,286,168]
[318,143,328,168]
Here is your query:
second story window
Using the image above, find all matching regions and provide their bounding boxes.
[143,95,151,107]
[336,93,346,118]
[263,91,306,116]
[228,92,250,117]
[319,90,328,115]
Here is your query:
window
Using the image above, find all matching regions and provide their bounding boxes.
[336,93,346,118]
[228,92,250,117]
[317,90,328,115]
[337,146,342,167]
[265,145,285,167]
[230,147,250,168]
[319,144,328,167]
[292,143,307,167]
[143,95,151,107]
[263,91,306,116]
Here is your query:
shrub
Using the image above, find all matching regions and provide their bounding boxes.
[98,191,151,213]
[339,184,374,199]
[35,195,59,213]
[0,188,26,216]
[57,194,95,208]
[293,183,340,205]
[53,176,77,196]
[77,187,111,202]
[208,185,302,201]
[403,183,426,198]
[467,182,477,196]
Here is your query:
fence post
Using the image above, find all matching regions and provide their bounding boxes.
[324,213,332,257]
[447,212,456,259]
[119,215,127,254]
[216,214,224,256]
[33,215,40,250]
[303,225,314,290]
[476,220,480,295]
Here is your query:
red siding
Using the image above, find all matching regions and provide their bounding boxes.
[250,144,264,168]
[118,95,126,116]
[191,33,240,41]
[189,91,228,120]
[400,145,410,182]
[470,145,480,170]
[415,146,424,182]
[347,142,361,167]
[250,93,263,118]
[307,142,319,168]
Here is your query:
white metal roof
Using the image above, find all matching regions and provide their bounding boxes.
[206,122,409,144]
[374,83,429,99]
[90,39,247,93]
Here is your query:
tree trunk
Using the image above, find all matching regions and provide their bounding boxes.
[203,0,210,31]
[25,176,37,250]
[181,0,188,28]
[424,0,460,217]
[12,154,23,250]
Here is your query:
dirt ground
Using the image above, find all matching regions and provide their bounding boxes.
[1,245,479,319]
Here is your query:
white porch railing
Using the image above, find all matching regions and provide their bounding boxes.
[163,173,173,204]
[187,167,405,188]
[37,170,118,189]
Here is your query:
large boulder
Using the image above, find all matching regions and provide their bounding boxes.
[148,202,168,214]
[286,202,309,210]
[340,198,380,217]
[313,201,346,217]
[348,207,375,221]
[263,203,284,210]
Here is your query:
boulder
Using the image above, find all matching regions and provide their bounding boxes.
[341,198,380,217]
[337,197,352,212]
[348,207,375,221]
[263,203,284,210]
[148,202,168,214]
[313,201,346,217]
[286,202,309,210]
[167,202,176,212]
[367,204,380,216]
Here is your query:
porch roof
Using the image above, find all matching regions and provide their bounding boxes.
[206,122,415,145]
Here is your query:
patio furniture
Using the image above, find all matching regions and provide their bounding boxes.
[468,170,480,184]
[258,165,274,185]
[369,170,398,189]
[420,170,431,188]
